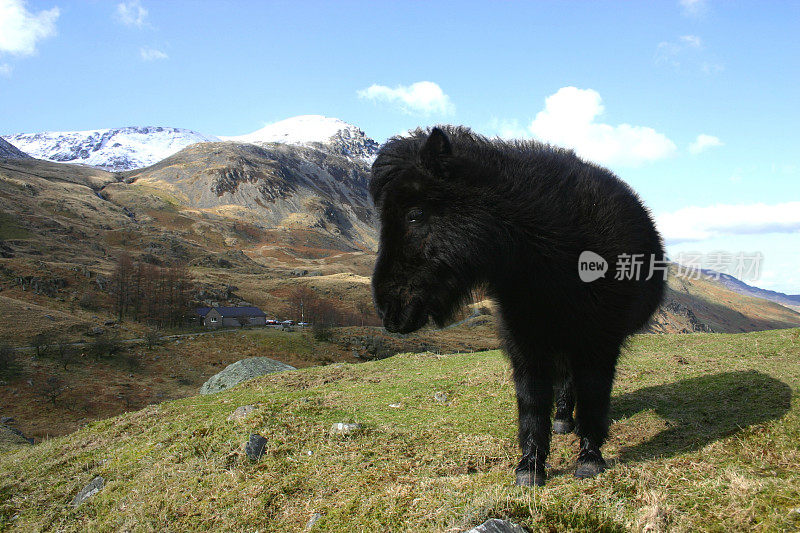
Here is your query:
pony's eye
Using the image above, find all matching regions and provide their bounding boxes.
[406,208,424,223]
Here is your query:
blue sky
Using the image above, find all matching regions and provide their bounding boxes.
[1,0,799,292]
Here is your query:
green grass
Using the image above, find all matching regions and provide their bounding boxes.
[1,329,799,532]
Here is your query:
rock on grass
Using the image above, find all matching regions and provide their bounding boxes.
[467,518,527,533]
[199,357,296,395]
[329,423,362,436]
[244,434,267,462]
[227,405,258,422]
[71,476,104,508]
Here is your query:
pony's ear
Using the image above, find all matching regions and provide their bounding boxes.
[420,127,452,176]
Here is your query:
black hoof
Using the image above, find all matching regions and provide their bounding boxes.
[552,418,574,434]
[515,469,546,487]
[575,458,606,479]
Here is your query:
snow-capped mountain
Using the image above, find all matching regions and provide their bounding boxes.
[2,127,220,171]
[222,115,380,162]
[2,116,380,171]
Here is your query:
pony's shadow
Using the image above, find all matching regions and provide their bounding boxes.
[609,370,791,463]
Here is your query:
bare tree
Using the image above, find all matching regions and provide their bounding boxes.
[357,301,373,326]
[30,332,53,358]
[37,375,66,406]
[54,337,79,370]
[89,333,122,360]
[288,286,317,323]
[112,251,135,322]
[110,255,193,328]
[143,327,162,349]
[0,343,20,378]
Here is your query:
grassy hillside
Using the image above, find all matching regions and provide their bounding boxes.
[2,329,799,532]
[0,321,499,441]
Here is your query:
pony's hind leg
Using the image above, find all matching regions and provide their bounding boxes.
[569,343,620,479]
[553,372,575,434]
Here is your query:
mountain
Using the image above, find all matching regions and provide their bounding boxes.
[117,139,377,251]
[2,127,220,171]
[221,115,380,162]
[0,137,29,159]
[700,269,800,310]
[2,116,381,172]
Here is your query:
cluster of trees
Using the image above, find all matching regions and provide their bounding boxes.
[287,286,380,327]
[1,331,142,410]
[111,252,193,328]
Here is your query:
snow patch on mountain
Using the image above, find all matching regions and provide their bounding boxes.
[222,115,379,162]
[2,127,219,171]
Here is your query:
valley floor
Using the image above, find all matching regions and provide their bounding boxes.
[1,328,799,531]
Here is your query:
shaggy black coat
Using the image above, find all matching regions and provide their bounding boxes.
[370,126,665,486]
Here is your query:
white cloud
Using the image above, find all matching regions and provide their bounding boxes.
[656,35,702,68]
[0,63,11,76]
[0,0,59,56]
[658,202,800,244]
[358,81,454,115]
[116,0,148,28]
[656,35,723,74]
[140,46,167,61]
[679,0,708,18]
[502,87,676,167]
[689,134,723,154]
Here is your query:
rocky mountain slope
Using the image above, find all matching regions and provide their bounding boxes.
[0,138,29,160]
[2,127,220,171]
[117,140,377,250]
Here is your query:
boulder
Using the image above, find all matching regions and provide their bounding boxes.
[199,357,295,395]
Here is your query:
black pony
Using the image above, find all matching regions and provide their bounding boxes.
[370,127,665,486]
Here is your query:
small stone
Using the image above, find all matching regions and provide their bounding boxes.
[466,518,527,533]
[244,434,267,461]
[227,405,257,422]
[433,391,449,403]
[305,512,322,530]
[329,422,362,436]
[389,403,402,409]
[71,476,104,508]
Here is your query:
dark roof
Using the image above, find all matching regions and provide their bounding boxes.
[202,306,266,318]
[196,307,212,317]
